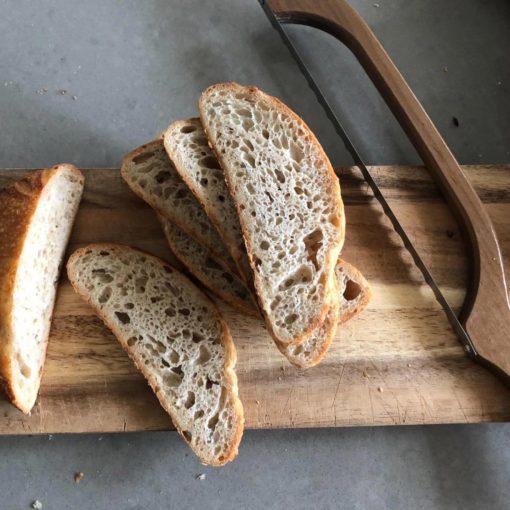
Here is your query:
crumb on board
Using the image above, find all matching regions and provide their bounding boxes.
[407,363,412,368]
[256,400,260,405]
[363,370,370,378]
[74,472,84,483]
[32,501,42,510]
[196,473,206,481]
[377,387,384,393]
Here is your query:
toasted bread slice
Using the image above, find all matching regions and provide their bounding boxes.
[0,165,84,413]
[164,118,252,282]
[160,217,257,317]
[67,244,244,465]
[120,140,237,274]
[199,83,345,346]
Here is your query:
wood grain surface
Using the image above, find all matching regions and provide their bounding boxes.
[0,165,509,434]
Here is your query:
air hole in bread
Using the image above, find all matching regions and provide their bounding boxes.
[304,228,323,271]
[200,178,208,187]
[184,391,196,409]
[344,279,362,301]
[135,276,148,293]
[92,269,113,284]
[114,311,131,324]
[208,412,220,430]
[274,169,285,184]
[124,302,134,309]
[242,152,255,167]
[127,336,137,347]
[164,307,176,317]
[169,349,180,364]
[180,125,197,134]
[197,345,211,365]
[205,377,218,390]
[155,171,171,183]
[192,332,204,344]
[260,240,270,251]
[179,308,190,316]
[285,313,298,325]
[182,430,192,441]
[98,286,112,304]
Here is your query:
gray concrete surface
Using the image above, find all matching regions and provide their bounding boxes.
[0,0,509,508]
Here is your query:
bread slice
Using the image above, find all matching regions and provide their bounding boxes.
[66,244,244,465]
[282,259,372,368]
[199,83,345,346]
[164,118,252,282]
[121,140,237,274]
[0,165,84,413]
[160,217,257,317]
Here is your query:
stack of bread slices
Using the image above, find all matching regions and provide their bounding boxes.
[122,83,371,369]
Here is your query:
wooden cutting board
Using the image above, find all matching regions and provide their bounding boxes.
[0,165,509,434]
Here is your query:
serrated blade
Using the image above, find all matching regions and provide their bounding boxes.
[259,0,476,355]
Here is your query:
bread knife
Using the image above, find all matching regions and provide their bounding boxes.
[260,0,510,382]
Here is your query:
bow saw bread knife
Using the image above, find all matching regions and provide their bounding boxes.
[259,0,510,382]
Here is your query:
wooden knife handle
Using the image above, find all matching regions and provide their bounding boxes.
[265,0,510,377]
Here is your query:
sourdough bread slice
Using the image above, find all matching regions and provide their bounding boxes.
[160,217,257,317]
[0,165,84,413]
[199,83,345,346]
[164,118,252,282]
[67,244,244,465]
[121,140,237,274]
[282,259,372,368]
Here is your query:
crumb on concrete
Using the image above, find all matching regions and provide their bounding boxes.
[196,473,206,481]
[452,116,459,127]
[74,472,84,483]
[72,95,77,100]
[31,501,42,510]
[373,3,380,7]
[58,89,67,95]
[443,66,448,72]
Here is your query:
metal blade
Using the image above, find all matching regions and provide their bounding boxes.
[259,0,477,356]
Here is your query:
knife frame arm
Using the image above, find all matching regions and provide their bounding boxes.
[263,0,510,379]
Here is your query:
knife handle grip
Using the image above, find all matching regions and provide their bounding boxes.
[265,0,510,378]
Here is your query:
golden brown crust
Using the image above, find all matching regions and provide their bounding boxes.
[67,243,244,465]
[199,83,344,347]
[120,140,239,275]
[0,164,83,413]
